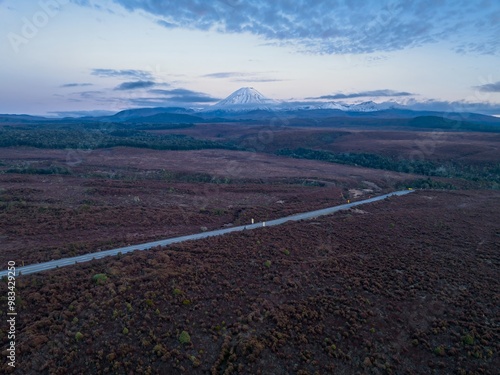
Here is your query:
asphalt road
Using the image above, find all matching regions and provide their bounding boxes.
[0,190,414,277]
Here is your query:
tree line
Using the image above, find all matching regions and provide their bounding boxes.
[276,148,500,187]
[0,128,238,151]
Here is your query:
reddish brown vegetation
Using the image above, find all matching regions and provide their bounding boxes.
[152,123,500,163]
[0,124,498,374]
[1,190,498,374]
[0,146,414,264]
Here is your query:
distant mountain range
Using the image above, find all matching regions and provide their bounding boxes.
[201,87,401,113]
[1,87,499,127]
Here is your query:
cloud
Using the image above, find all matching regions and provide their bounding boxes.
[74,0,500,55]
[91,69,153,80]
[475,81,500,93]
[148,88,220,103]
[403,99,500,116]
[157,20,177,28]
[203,72,254,79]
[78,91,105,99]
[114,81,156,90]
[310,90,414,100]
[203,71,284,82]
[66,86,218,108]
[60,83,93,88]
[150,89,199,96]
[234,78,284,82]
[127,98,175,107]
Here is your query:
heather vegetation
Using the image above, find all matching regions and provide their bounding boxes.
[0,122,499,374]
[3,190,498,374]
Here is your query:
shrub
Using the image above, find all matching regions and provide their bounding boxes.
[122,327,129,335]
[462,334,474,345]
[153,344,165,356]
[179,331,191,344]
[92,273,107,284]
[434,345,445,356]
[189,355,201,367]
[264,260,272,268]
[75,332,83,341]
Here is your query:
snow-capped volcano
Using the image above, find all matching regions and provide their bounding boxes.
[204,87,403,113]
[217,87,276,105]
[207,87,278,111]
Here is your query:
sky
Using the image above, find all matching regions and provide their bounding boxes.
[1,0,499,116]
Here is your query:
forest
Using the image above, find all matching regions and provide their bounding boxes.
[0,127,236,151]
[276,148,500,188]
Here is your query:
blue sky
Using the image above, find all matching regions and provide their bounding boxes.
[1,0,499,116]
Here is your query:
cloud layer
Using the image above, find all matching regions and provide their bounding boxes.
[68,86,219,108]
[60,83,93,88]
[148,89,220,103]
[311,89,413,100]
[476,81,500,93]
[202,71,283,83]
[403,99,500,116]
[114,80,156,90]
[91,69,153,80]
[74,0,500,55]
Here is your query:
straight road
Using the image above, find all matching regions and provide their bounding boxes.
[1,190,414,277]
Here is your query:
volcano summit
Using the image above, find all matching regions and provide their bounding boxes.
[208,87,278,111]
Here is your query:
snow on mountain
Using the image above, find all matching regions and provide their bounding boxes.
[280,101,395,112]
[359,101,402,111]
[347,101,381,112]
[207,87,279,111]
[318,100,400,112]
[319,101,351,111]
[217,87,276,105]
[203,87,403,113]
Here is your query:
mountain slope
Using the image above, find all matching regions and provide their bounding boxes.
[206,87,278,112]
[107,107,194,121]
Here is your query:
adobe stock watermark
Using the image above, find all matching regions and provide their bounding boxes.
[7,0,69,54]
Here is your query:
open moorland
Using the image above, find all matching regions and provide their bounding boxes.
[149,123,500,163]
[1,189,499,374]
[0,120,499,374]
[0,145,423,265]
